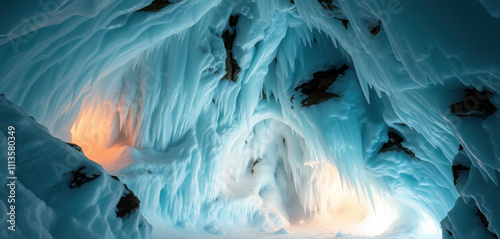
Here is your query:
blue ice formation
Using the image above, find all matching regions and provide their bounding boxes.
[1,0,500,238]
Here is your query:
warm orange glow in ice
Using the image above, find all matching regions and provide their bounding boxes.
[287,163,396,237]
[70,102,131,172]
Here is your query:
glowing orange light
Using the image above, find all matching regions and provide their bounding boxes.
[70,102,131,172]
[287,164,396,237]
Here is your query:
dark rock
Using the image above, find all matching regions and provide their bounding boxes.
[452,164,469,185]
[221,15,241,82]
[394,122,407,127]
[110,175,120,181]
[378,131,416,157]
[148,171,152,174]
[251,159,261,174]
[0,94,4,96]
[262,90,267,100]
[450,89,497,119]
[69,166,102,189]
[459,144,463,151]
[66,142,83,153]
[116,184,141,218]
[303,92,339,107]
[318,0,347,19]
[368,19,382,36]
[137,0,180,12]
[318,0,338,11]
[295,64,349,107]
[335,17,349,29]
[296,65,348,95]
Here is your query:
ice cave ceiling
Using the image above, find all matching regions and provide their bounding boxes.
[1,0,500,238]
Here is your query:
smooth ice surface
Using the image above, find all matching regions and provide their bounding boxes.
[1,0,500,238]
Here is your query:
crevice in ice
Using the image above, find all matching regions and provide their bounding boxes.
[317,0,341,15]
[452,164,470,187]
[367,19,381,36]
[477,205,499,239]
[442,145,500,239]
[221,15,241,82]
[378,130,416,158]
[317,0,349,29]
[335,17,349,29]
[138,0,182,13]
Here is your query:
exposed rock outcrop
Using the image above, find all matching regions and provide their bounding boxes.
[295,64,349,107]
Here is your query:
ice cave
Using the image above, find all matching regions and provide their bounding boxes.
[1,0,500,238]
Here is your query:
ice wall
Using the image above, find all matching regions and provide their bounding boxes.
[1,0,500,238]
[0,96,151,238]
